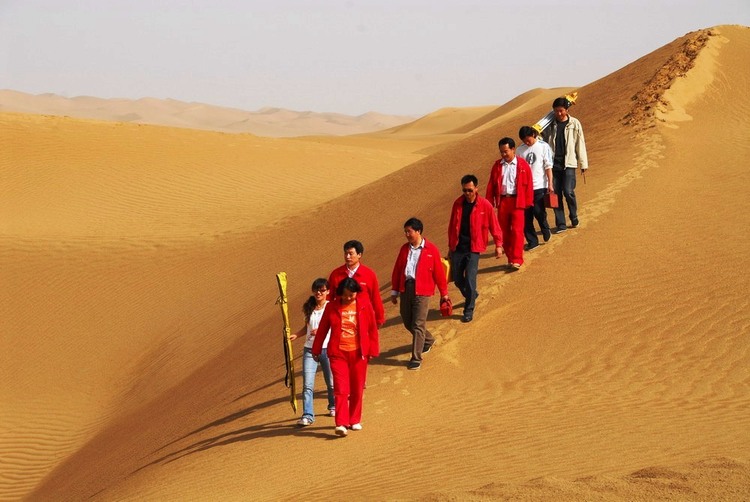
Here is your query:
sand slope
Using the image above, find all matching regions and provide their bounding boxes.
[0,114,431,240]
[1,25,748,501]
[0,87,530,500]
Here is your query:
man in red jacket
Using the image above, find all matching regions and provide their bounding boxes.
[328,240,385,327]
[448,175,504,323]
[486,137,534,269]
[391,217,451,370]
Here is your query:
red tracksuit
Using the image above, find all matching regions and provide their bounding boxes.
[328,263,385,326]
[312,298,379,427]
[486,157,534,265]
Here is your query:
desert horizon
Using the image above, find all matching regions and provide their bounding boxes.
[0,89,420,138]
[1,25,749,501]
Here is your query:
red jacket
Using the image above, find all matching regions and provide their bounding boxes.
[312,299,380,359]
[448,195,503,253]
[485,157,534,209]
[328,263,385,326]
[391,238,449,297]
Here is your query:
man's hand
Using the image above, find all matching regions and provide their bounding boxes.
[391,294,398,305]
[495,247,504,259]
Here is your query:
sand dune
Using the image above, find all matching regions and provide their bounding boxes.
[385,105,499,135]
[0,91,416,137]
[0,113,431,239]
[1,25,749,501]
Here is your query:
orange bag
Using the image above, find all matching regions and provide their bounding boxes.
[544,192,559,208]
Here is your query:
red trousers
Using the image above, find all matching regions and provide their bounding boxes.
[499,196,526,265]
[329,349,368,427]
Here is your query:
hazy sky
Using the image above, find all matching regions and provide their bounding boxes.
[1,0,748,116]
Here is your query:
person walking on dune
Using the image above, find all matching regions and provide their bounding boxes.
[328,240,385,327]
[390,217,451,370]
[544,96,588,233]
[517,126,554,249]
[289,278,335,426]
[448,174,503,323]
[312,277,379,436]
[486,137,534,269]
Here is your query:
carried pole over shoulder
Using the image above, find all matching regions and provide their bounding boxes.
[532,91,578,136]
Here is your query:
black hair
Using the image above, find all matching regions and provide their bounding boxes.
[498,137,516,149]
[302,277,329,323]
[337,277,362,296]
[343,240,364,255]
[518,126,537,140]
[461,174,478,186]
[552,97,571,109]
[404,217,423,233]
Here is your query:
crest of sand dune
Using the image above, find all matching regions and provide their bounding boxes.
[1,25,749,501]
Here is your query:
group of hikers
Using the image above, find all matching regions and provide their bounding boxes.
[289,97,588,437]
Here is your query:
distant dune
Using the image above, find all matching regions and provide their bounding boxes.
[0,90,416,137]
[1,25,749,502]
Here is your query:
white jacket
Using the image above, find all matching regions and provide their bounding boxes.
[545,116,588,170]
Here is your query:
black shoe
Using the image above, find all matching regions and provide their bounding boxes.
[407,360,421,370]
[422,343,433,354]
[542,229,551,242]
[461,313,473,323]
[553,226,567,234]
[525,243,540,251]
[571,219,579,228]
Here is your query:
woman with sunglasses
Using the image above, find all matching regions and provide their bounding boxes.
[290,278,335,426]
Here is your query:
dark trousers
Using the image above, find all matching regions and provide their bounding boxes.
[552,169,578,229]
[524,188,551,246]
[400,280,433,363]
[451,251,479,314]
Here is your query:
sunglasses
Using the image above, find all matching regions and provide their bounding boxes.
[462,188,475,193]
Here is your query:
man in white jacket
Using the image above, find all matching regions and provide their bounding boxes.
[544,97,588,233]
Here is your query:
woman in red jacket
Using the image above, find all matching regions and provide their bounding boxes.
[312,277,380,437]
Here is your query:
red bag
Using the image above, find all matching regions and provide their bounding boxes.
[544,192,559,208]
[440,298,453,317]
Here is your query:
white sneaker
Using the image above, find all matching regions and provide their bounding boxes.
[329,409,336,417]
[297,417,312,426]
[334,425,348,437]
[350,423,362,431]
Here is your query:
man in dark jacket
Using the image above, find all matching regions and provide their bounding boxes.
[447,175,503,323]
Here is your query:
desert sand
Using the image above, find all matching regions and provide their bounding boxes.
[1,25,748,501]
[0,91,416,138]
